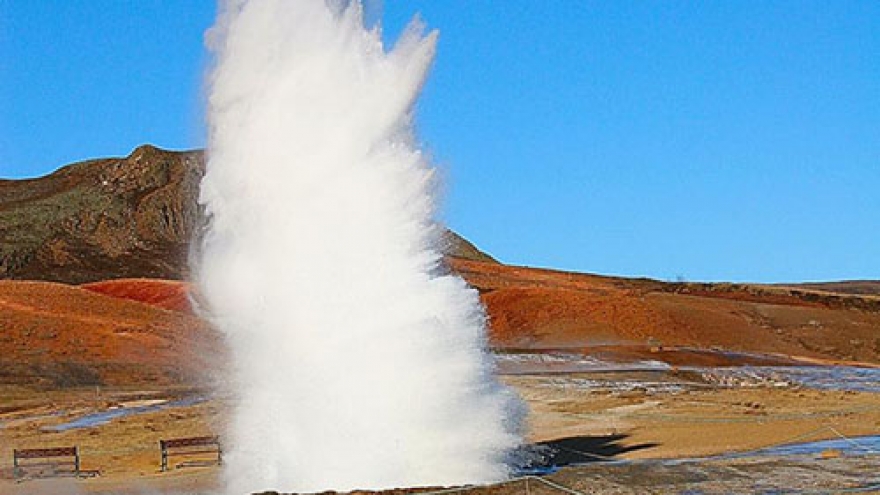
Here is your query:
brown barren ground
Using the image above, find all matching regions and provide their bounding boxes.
[0,280,221,388]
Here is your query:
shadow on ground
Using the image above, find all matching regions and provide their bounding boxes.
[529,434,658,468]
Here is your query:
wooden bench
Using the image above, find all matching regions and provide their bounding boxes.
[13,446,80,479]
[159,436,222,471]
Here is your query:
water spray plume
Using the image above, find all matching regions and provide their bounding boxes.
[196,1,524,493]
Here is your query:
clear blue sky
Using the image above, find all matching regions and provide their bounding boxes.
[1,1,878,283]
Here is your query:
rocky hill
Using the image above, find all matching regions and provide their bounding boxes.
[0,145,494,285]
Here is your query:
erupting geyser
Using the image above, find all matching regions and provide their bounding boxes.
[195,1,524,493]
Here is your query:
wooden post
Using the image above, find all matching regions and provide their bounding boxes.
[160,440,168,472]
[74,447,80,476]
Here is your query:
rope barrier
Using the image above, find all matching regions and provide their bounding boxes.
[522,475,589,495]
[414,425,880,495]
[411,474,591,495]
[570,403,880,424]
[550,445,618,463]
[826,425,878,454]
[414,485,480,495]
[838,483,880,494]
[756,425,841,451]
[740,424,879,456]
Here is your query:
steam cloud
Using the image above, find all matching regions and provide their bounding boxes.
[196,1,524,493]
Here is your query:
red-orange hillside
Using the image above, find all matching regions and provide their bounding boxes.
[452,258,880,364]
[64,261,880,369]
[0,280,220,388]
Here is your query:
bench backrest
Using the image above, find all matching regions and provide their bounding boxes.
[161,436,219,449]
[14,447,77,459]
